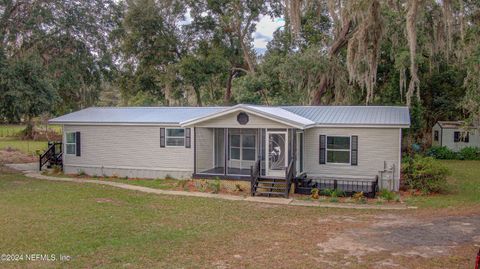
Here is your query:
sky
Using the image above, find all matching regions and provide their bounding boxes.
[252,16,285,54]
[182,12,285,55]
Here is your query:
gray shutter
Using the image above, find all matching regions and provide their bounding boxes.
[160,128,165,147]
[75,132,81,156]
[351,135,358,166]
[185,128,191,148]
[319,135,326,164]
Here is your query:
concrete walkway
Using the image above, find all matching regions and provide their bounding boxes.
[7,163,412,210]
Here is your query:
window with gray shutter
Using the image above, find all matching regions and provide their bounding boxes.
[319,135,326,164]
[160,128,165,147]
[351,135,358,166]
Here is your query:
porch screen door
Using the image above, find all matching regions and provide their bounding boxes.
[266,131,288,177]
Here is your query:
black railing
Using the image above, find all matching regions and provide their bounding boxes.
[250,160,261,196]
[285,159,295,197]
[294,175,379,198]
[39,142,62,171]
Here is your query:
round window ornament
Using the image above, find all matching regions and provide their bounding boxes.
[237,112,249,125]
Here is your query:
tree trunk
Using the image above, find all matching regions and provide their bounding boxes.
[240,40,255,73]
[224,70,234,104]
[310,18,351,105]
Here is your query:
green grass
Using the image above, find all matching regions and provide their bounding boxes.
[0,137,48,154]
[93,177,181,190]
[0,125,25,137]
[0,168,349,268]
[405,160,480,208]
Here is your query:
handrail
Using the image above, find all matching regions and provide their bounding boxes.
[250,160,261,196]
[39,142,62,171]
[285,159,295,197]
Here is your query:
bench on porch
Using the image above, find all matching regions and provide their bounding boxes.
[294,174,379,198]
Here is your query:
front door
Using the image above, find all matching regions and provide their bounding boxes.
[266,131,288,177]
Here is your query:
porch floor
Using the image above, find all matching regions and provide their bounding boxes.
[200,167,251,176]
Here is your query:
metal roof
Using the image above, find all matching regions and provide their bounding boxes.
[281,106,410,126]
[49,105,410,128]
[49,107,225,125]
[436,121,475,129]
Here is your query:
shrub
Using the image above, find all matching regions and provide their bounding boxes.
[378,189,396,201]
[208,179,221,194]
[402,155,450,194]
[320,188,345,197]
[311,188,320,199]
[426,146,457,159]
[458,147,480,160]
[352,192,367,204]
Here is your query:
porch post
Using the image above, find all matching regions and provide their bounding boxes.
[224,128,228,176]
[193,127,196,175]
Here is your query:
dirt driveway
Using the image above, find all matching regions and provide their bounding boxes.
[313,209,480,268]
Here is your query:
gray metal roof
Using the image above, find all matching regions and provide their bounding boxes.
[49,105,410,127]
[49,107,225,124]
[281,106,410,126]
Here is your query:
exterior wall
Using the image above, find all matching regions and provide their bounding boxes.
[303,127,402,191]
[195,111,291,129]
[63,125,194,179]
[432,123,442,147]
[195,127,214,173]
[441,128,480,152]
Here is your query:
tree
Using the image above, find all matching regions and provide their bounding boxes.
[0,55,57,137]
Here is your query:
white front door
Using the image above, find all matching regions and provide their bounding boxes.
[265,131,288,177]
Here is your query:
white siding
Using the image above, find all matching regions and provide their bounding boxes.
[303,127,401,190]
[440,127,480,152]
[195,112,291,128]
[432,123,442,146]
[195,128,214,173]
[63,125,194,179]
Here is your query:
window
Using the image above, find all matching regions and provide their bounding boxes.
[326,136,350,164]
[66,132,76,155]
[230,133,256,161]
[434,130,439,141]
[166,128,185,146]
[454,131,469,143]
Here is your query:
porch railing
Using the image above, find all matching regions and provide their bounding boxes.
[39,142,62,171]
[285,159,295,196]
[250,160,261,196]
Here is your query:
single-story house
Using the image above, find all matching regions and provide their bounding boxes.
[48,104,410,191]
[432,121,479,151]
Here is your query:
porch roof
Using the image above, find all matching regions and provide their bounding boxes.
[180,104,315,129]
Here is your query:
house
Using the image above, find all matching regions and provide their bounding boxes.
[48,104,410,192]
[432,121,479,152]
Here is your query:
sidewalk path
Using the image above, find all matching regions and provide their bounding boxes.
[6,163,413,210]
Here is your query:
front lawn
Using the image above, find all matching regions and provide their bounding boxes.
[405,160,480,208]
[0,168,350,268]
[0,137,48,154]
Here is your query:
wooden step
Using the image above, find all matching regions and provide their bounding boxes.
[255,186,287,190]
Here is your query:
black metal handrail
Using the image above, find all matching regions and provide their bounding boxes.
[39,142,62,171]
[285,159,295,197]
[250,160,261,196]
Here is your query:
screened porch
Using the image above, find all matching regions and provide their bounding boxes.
[193,127,302,180]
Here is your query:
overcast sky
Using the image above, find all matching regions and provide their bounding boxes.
[252,16,285,54]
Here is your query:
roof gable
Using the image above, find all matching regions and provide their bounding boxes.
[180,104,314,129]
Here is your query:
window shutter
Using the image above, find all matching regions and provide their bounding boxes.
[75,132,81,156]
[160,128,165,147]
[351,135,358,166]
[185,128,191,148]
[454,131,460,142]
[319,135,326,164]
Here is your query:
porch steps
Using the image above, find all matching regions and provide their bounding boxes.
[252,177,289,198]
